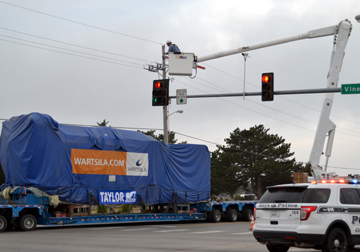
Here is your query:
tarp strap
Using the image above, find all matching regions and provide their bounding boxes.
[159,188,161,204]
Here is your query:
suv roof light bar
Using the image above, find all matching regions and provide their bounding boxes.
[311,179,358,184]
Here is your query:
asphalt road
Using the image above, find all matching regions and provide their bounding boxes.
[1,221,360,252]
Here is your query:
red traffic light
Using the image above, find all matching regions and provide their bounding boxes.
[152,79,169,106]
[262,75,270,83]
[261,72,274,101]
[154,82,163,89]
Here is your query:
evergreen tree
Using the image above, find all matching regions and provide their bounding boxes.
[211,125,304,198]
[138,130,186,144]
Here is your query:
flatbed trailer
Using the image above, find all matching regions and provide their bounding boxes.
[0,191,257,232]
[0,203,205,232]
[198,201,257,223]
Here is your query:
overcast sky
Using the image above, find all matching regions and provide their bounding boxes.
[0,0,359,177]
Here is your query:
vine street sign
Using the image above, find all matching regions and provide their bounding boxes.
[341,83,360,94]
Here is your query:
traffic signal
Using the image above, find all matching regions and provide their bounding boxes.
[261,72,274,101]
[152,79,169,106]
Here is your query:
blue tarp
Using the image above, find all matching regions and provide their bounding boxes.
[0,113,210,205]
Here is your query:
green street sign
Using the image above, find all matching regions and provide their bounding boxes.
[341,83,360,94]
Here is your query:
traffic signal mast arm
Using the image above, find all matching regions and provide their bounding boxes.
[195,20,353,180]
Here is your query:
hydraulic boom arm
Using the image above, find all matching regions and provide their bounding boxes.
[309,20,352,180]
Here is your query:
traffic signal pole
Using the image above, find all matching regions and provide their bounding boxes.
[162,45,169,144]
[168,87,341,100]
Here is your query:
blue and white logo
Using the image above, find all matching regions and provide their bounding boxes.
[99,190,137,204]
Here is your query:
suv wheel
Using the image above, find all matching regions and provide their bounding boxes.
[266,244,289,252]
[322,228,347,252]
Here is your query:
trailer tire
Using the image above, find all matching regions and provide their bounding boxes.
[211,209,222,223]
[18,214,37,231]
[6,223,14,231]
[0,215,7,232]
[226,209,238,222]
[242,208,253,221]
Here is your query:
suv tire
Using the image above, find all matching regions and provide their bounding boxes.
[321,228,347,252]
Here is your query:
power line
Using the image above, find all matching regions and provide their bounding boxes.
[174,77,360,144]
[203,62,360,128]
[0,1,162,45]
[3,1,357,136]
[0,38,143,69]
[0,34,144,67]
[192,64,360,139]
[0,27,153,63]
[175,78,315,132]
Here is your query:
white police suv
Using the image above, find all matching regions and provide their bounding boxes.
[253,179,360,252]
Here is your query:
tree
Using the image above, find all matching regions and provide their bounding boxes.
[97,119,110,127]
[211,125,304,199]
[138,130,186,144]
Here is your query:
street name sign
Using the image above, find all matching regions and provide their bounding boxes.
[341,83,360,94]
[176,89,187,105]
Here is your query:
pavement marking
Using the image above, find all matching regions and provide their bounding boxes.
[175,222,245,228]
[89,226,124,230]
[122,228,154,232]
[149,225,176,228]
[153,229,190,233]
[231,232,253,235]
[191,230,224,234]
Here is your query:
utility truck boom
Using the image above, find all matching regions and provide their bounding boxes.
[308,20,352,180]
[194,19,353,181]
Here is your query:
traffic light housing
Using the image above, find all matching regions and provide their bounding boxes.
[261,72,274,101]
[152,79,169,106]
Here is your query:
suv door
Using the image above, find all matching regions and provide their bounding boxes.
[339,187,360,236]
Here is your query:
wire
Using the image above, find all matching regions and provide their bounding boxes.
[0,27,153,63]
[175,78,315,132]
[0,1,162,45]
[188,64,360,139]
[0,38,143,69]
[0,34,143,67]
[203,62,360,128]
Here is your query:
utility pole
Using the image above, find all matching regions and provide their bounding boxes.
[162,45,169,144]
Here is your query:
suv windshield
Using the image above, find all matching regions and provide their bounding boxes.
[259,186,330,204]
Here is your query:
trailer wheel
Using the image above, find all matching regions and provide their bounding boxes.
[0,215,7,232]
[18,214,37,231]
[211,209,222,223]
[226,209,238,222]
[241,208,253,221]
